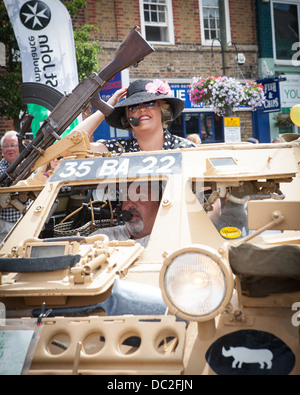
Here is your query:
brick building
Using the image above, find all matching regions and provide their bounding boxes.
[81,0,259,143]
[1,0,261,143]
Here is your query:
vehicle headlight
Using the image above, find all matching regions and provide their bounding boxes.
[159,246,234,322]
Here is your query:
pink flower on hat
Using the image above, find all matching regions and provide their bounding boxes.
[145,79,173,97]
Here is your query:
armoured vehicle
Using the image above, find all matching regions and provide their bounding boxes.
[0,131,299,375]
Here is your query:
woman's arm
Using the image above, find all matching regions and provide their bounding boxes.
[74,87,128,138]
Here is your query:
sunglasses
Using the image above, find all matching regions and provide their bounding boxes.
[127,101,157,113]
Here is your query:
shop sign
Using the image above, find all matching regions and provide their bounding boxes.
[99,72,122,102]
[257,78,281,113]
[224,117,241,142]
[279,74,300,109]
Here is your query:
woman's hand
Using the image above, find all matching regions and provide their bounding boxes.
[107,87,128,107]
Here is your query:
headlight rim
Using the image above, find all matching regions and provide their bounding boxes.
[159,245,234,322]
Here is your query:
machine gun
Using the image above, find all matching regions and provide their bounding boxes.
[0,27,154,187]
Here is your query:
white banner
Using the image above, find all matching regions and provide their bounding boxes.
[4,0,79,94]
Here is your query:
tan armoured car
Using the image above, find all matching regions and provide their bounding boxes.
[0,131,299,375]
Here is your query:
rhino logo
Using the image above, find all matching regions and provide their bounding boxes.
[222,346,273,369]
[205,330,295,375]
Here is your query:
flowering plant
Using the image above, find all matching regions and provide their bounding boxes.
[145,79,173,97]
[189,76,265,116]
[242,80,265,108]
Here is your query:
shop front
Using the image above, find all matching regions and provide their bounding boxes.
[257,74,300,143]
[168,82,223,144]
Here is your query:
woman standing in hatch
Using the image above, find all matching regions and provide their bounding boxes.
[76,79,196,152]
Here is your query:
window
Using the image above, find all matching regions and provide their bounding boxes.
[202,0,220,41]
[169,112,224,143]
[199,0,231,46]
[271,1,300,64]
[140,0,175,44]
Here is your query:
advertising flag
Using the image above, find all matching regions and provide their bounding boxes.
[4,0,80,136]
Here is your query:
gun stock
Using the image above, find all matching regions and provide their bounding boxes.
[98,26,154,83]
[0,27,154,187]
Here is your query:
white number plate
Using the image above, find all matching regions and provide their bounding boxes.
[51,153,182,181]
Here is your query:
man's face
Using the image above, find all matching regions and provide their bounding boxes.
[121,183,160,239]
[2,136,19,164]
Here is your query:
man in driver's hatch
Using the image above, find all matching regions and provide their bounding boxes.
[91,182,161,248]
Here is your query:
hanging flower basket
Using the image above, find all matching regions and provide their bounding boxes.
[189,76,265,116]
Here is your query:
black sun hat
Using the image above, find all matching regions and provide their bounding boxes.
[105,79,185,129]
